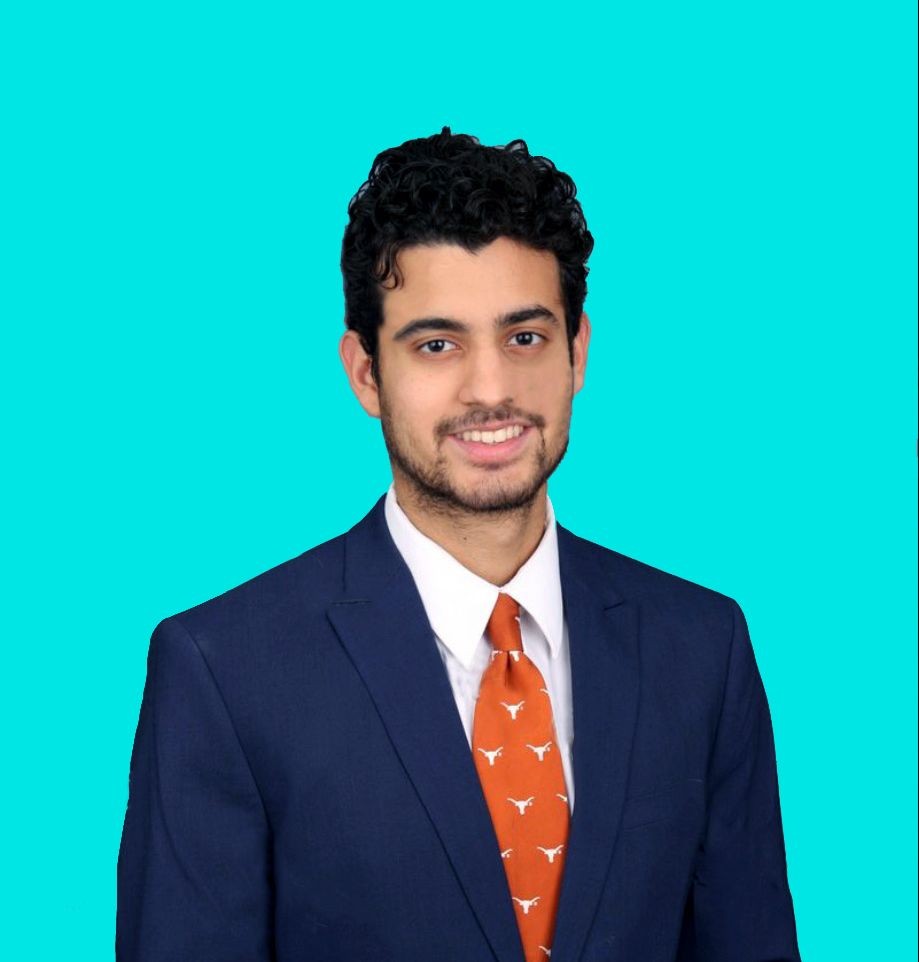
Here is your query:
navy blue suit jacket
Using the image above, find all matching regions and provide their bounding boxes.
[116,494,801,961]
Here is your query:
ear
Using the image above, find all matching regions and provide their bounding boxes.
[572,312,591,394]
[339,328,381,418]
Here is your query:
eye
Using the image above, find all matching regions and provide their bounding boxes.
[510,331,545,347]
[418,338,458,354]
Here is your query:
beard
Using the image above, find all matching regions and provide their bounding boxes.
[378,391,571,518]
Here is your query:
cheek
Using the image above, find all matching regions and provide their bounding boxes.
[527,378,572,423]
[402,375,457,418]
[386,386,443,440]
[521,353,572,393]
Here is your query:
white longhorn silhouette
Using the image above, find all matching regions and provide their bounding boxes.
[526,741,553,761]
[500,848,513,860]
[539,687,551,696]
[537,844,565,864]
[512,896,541,915]
[477,746,503,766]
[538,947,552,957]
[507,796,535,815]
[500,700,525,720]
[556,793,569,804]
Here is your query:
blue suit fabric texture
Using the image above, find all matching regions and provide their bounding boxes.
[116,494,802,961]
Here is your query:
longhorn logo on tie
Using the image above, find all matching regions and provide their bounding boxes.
[537,845,565,864]
[477,746,503,766]
[512,896,541,915]
[472,592,571,961]
[507,796,536,815]
[500,700,526,719]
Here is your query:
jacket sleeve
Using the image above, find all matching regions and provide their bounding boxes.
[116,616,274,961]
[677,599,802,961]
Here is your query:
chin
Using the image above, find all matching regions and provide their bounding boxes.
[449,477,544,513]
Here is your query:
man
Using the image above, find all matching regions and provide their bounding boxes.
[116,128,801,961]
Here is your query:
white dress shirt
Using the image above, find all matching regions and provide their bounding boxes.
[384,482,575,812]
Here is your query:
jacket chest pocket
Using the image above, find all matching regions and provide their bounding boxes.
[620,778,705,831]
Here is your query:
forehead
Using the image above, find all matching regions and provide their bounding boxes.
[380,237,563,329]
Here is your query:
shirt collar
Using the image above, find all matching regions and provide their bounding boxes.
[383,482,564,670]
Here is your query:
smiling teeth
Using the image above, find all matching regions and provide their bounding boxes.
[460,425,524,444]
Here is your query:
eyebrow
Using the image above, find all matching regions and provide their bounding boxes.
[392,304,560,342]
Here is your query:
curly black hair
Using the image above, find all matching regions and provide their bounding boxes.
[341,127,594,382]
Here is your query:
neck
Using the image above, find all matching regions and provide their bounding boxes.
[391,474,549,586]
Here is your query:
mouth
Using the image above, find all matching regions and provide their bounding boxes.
[446,422,534,464]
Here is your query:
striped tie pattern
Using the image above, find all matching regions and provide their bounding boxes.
[472,592,570,961]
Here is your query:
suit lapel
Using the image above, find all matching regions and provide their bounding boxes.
[326,497,526,962]
[326,497,641,962]
[550,524,641,962]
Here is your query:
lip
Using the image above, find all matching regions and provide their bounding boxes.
[447,424,534,464]
[451,420,529,435]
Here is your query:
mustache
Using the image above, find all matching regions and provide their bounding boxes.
[438,406,546,437]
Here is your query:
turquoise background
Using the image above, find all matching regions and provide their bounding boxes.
[2,1,915,958]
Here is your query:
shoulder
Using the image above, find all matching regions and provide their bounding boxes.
[558,526,753,700]
[557,524,740,633]
[157,530,349,645]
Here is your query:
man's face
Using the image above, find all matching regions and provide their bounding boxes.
[342,236,590,514]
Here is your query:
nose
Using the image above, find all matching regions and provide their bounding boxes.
[456,344,515,409]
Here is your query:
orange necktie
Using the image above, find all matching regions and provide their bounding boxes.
[472,592,571,962]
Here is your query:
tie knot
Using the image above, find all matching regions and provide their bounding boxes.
[486,592,523,652]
